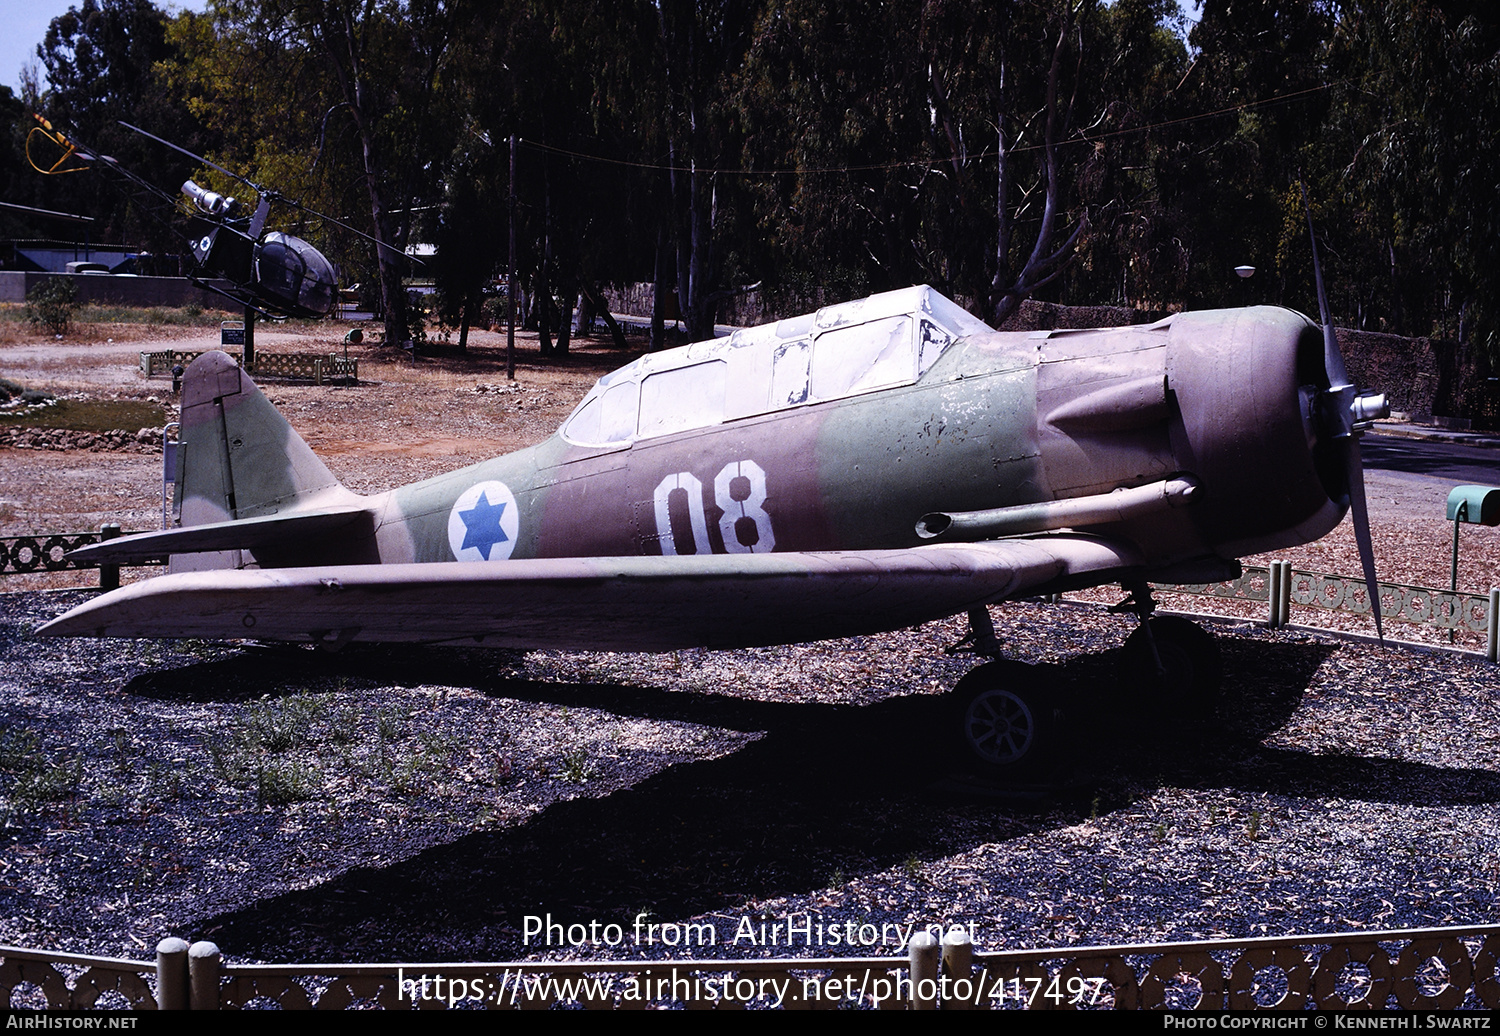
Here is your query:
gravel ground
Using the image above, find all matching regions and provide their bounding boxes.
[2,587,1497,967]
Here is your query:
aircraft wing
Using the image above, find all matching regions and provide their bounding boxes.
[38,535,1141,651]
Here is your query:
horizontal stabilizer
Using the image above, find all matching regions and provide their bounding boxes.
[40,536,1141,651]
[67,505,372,564]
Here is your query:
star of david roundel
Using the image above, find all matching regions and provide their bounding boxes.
[447,480,521,562]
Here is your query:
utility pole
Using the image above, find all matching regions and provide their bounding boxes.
[507,133,517,381]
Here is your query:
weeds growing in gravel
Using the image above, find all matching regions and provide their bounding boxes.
[0,728,82,814]
[376,707,406,742]
[559,746,592,783]
[257,758,320,806]
[245,693,328,751]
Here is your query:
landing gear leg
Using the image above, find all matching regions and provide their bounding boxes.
[1115,582,1222,724]
[947,606,1056,776]
[947,606,1003,658]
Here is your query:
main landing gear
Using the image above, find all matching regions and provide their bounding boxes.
[1113,581,1222,721]
[949,606,1056,778]
[948,588,1222,776]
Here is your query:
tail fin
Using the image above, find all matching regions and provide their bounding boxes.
[167,350,371,571]
[177,350,345,524]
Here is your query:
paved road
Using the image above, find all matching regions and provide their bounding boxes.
[1362,433,1500,486]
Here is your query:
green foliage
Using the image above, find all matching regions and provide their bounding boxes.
[257,758,319,806]
[558,746,591,783]
[25,279,77,335]
[17,0,1500,369]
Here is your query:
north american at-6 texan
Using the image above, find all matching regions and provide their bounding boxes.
[41,284,1388,773]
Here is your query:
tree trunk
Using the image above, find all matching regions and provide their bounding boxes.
[651,224,667,351]
[582,282,628,350]
[555,278,573,356]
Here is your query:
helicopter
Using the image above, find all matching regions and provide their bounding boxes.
[23,115,380,319]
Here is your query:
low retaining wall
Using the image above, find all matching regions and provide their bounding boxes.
[139,350,357,383]
[0,271,234,308]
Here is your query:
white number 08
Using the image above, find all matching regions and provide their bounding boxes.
[653,460,775,556]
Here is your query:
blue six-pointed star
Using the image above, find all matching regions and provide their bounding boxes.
[458,491,509,559]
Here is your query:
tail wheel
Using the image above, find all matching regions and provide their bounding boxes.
[952,661,1054,775]
[1119,615,1222,721]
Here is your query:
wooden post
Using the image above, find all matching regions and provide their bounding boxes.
[243,306,255,370]
[941,926,976,1010]
[909,930,939,1010]
[1488,588,1499,663]
[155,937,189,1010]
[98,523,120,591]
[1268,561,1283,628]
[188,941,221,1010]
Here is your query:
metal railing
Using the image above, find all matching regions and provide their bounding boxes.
[3,924,1497,1010]
[1153,563,1500,662]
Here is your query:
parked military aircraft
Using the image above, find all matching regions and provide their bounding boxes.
[26,116,359,319]
[40,285,1388,775]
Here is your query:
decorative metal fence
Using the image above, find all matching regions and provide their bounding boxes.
[1154,562,1500,662]
[139,350,239,376]
[0,526,164,585]
[4,924,1497,1010]
[139,350,357,383]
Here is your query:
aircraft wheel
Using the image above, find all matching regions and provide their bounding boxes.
[952,661,1054,775]
[1119,616,1222,722]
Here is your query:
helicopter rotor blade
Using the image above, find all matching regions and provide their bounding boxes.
[121,119,423,266]
[271,193,416,263]
[118,121,263,195]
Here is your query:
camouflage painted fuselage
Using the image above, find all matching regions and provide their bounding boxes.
[342,305,1340,586]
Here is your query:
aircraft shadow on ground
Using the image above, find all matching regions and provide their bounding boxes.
[115,634,1500,962]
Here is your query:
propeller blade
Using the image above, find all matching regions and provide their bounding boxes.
[1343,439,1384,643]
[118,121,263,195]
[1301,181,1351,391]
[1302,178,1383,643]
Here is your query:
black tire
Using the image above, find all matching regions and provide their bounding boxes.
[951,661,1055,775]
[1118,615,1222,722]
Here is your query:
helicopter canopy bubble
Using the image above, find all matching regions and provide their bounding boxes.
[253,232,336,318]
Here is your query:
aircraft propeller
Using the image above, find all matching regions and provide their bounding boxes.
[1302,184,1388,641]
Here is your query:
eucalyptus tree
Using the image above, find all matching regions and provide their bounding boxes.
[32,0,199,251]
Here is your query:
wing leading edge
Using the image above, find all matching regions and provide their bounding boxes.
[38,535,1141,651]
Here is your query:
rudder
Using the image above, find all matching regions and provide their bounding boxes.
[173,350,364,570]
